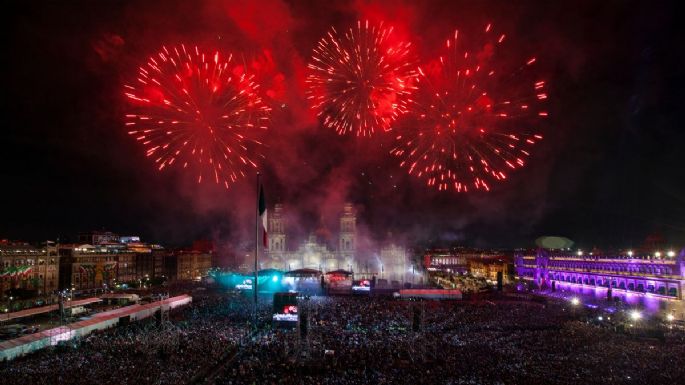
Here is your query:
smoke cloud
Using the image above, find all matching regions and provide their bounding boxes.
[7,0,678,258]
[97,0,587,260]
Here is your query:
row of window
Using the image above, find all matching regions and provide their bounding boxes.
[551,275,679,297]
[546,262,673,275]
[1,258,57,267]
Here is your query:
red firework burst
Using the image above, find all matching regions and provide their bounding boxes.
[391,23,548,192]
[124,45,271,188]
[306,20,417,137]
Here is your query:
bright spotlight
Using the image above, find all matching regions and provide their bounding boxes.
[597,316,603,321]
[627,250,633,257]
[272,275,279,282]
[667,250,675,258]
[577,250,583,256]
[571,297,580,306]
[667,313,675,322]
[630,310,642,321]
[654,251,662,258]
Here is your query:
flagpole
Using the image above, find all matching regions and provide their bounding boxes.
[254,172,260,328]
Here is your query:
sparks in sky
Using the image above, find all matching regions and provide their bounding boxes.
[391,23,548,192]
[124,44,271,188]
[306,20,418,138]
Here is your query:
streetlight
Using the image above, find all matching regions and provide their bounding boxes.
[569,297,580,317]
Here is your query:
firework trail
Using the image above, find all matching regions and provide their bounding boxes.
[391,23,548,192]
[306,20,417,137]
[124,44,271,188]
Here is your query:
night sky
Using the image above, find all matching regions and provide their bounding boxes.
[3,0,683,251]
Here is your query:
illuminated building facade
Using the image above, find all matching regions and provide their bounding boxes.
[424,248,511,282]
[1,231,212,296]
[264,203,357,272]
[59,244,126,291]
[173,250,213,281]
[423,250,467,273]
[515,249,685,299]
[0,242,59,296]
[339,203,356,263]
[268,204,287,254]
[469,259,510,283]
[153,248,167,279]
[59,233,170,290]
[423,248,502,274]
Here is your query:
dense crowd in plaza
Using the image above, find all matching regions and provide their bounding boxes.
[2,288,684,385]
[216,297,685,385]
[0,291,255,385]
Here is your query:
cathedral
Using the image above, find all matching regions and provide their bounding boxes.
[263,203,357,272]
[263,203,410,283]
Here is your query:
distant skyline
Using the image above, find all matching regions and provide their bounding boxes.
[3,0,684,249]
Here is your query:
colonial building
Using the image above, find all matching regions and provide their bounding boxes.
[0,242,59,296]
[423,247,512,283]
[469,258,510,283]
[515,249,685,299]
[339,204,356,263]
[153,248,167,279]
[264,203,357,272]
[172,250,213,281]
[59,244,127,291]
[58,236,164,290]
[423,249,468,274]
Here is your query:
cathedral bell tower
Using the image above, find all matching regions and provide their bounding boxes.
[268,204,286,253]
[339,203,356,265]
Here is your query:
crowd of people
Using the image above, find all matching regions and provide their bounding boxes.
[215,296,685,385]
[2,286,684,385]
[0,290,255,384]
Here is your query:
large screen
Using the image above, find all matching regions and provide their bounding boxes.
[352,279,371,292]
[272,292,298,325]
[273,305,298,322]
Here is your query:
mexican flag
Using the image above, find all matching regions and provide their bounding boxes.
[259,184,267,248]
[17,266,32,276]
[0,266,31,278]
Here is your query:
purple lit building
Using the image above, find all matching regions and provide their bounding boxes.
[515,249,685,299]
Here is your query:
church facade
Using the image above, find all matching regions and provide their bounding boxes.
[263,203,357,272]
